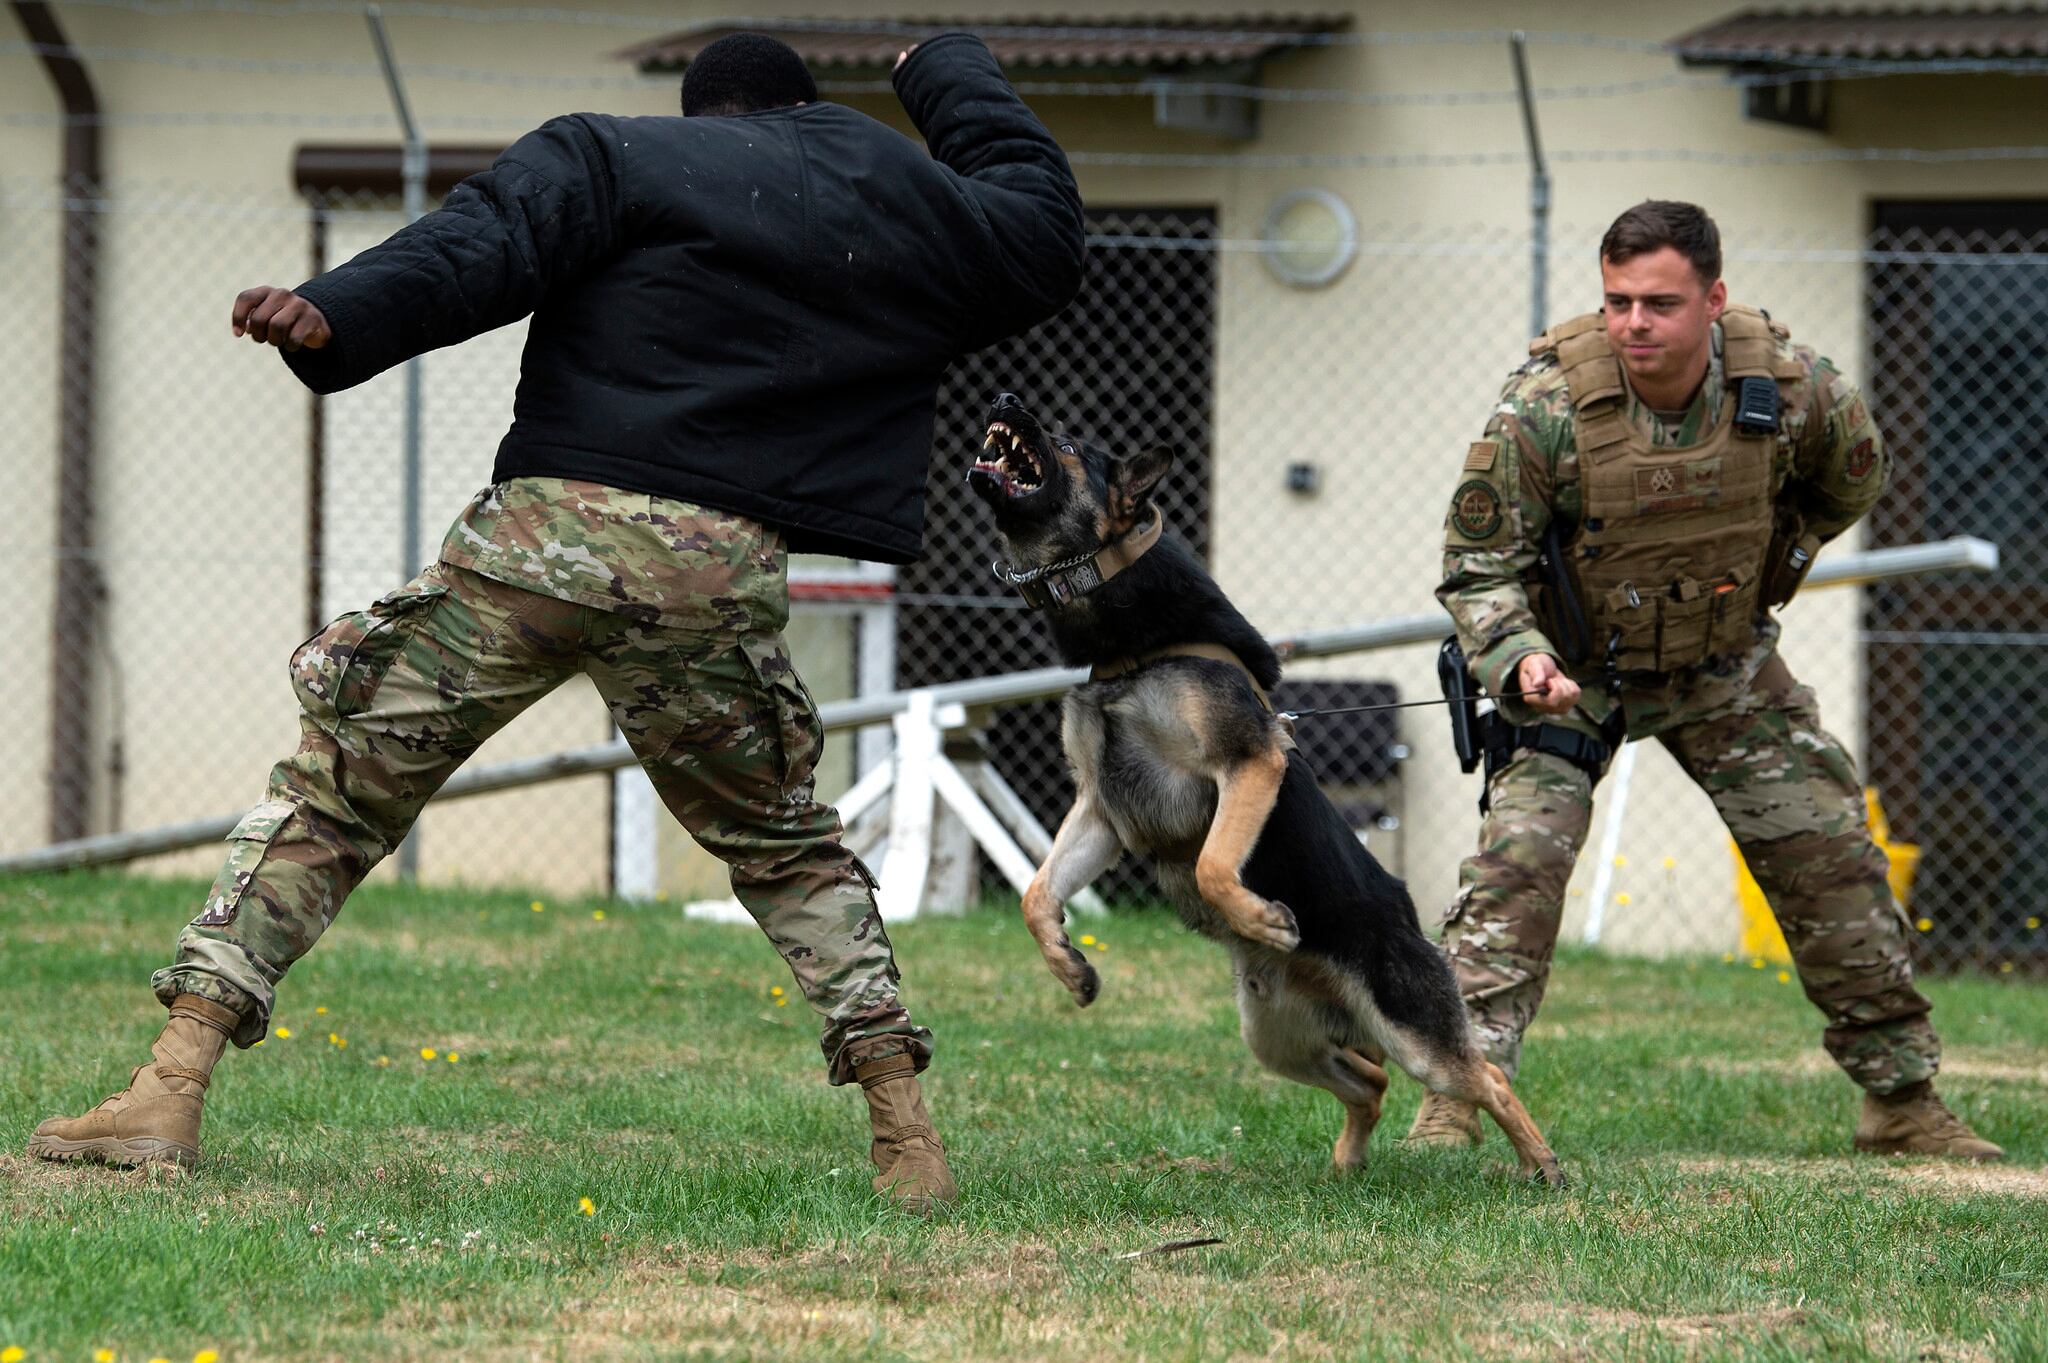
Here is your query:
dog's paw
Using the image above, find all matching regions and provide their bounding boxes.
[1243,899,1300,953]
[1046,942,1101,1008]
[1527,1155,1568,1190]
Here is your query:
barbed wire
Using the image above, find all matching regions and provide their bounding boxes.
[7,39,2045,107]
[2,38,665,87]
[38,0,2048,93]
[830,59,2048,106]
[0,109,535,131]
[1067,145,2048,170]
[33,4,1675,51]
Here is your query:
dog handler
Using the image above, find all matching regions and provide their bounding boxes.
[1415,201,2000,1160]
[29,33,1086,1211]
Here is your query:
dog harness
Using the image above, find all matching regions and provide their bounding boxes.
[1091,641,1274,714]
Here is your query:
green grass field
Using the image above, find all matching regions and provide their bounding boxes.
[2,872,2044,1363]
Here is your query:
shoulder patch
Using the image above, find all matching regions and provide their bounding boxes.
[1845,437,1878,480]
[1450,480,1505,541]
[1464,440,1499,472]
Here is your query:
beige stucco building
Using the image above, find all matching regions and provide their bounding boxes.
[6,2,2042,954]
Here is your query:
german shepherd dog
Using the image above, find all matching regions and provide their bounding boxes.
[969,393,1564,1184]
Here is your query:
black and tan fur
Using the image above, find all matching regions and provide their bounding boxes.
[969,393,1563,1183]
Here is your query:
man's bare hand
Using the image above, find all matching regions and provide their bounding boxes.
[231,286,331,352]
[1516,653,1581,715]
[895,43,918,70]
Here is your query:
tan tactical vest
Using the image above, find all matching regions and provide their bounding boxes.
[1530,304,1806,675]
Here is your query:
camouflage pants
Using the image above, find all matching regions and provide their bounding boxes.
[150,560,929,1085]
[1441,651,1938,1095]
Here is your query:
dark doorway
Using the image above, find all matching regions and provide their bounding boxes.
[1864,199,2048,970]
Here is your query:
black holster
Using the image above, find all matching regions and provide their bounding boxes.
[1439,636,1619,815]
[1437,636,1484,775]
[1762,508,1823,609]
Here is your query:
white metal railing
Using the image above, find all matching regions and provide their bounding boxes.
[0,536,1999,878]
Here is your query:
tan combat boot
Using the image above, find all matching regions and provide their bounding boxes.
[1404,1091,1483,1148]
[854,1053,957,1215]
[28,995,239,1170]
[1854,1081,2004,1161]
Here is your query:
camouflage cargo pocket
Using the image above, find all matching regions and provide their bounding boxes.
[738,631,825,794]
[192,799,296,928]
[292,578,451,722]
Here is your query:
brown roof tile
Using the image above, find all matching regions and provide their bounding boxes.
[617,15,1350,73]
[1674,6,2048,63]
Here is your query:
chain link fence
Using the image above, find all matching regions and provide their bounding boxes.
[3,175,2041,974]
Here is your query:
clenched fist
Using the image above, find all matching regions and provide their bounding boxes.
[231,286,331,352]
[1516,653,1581,715]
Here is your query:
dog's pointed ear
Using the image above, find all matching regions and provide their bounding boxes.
[1109,445,1174,529]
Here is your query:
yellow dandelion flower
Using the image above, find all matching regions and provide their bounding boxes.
[329,1033,341,1045]
[253,1039,266,1047]
[2028,917,2041,930]
[314,1006,328,1015]
[96,1351,115,1363]
[1662,856,1677,869]
[336,1038,348,1049]
[770,986,784,997]
[447,1052,461,1063]
[421,1047,438,1060]
[1096,941,1108,951]
[1615,892,1632,906]
[775,998,789,1007]
[1750,958,1765,969]
[2000,962,2015,974]
[531,900,545,913]
[1916,918,1933,933]
[1612,854,1627,868]
[592,910,606,921]
[2,1346,24,1363]
[275,1026,292,1039]
[578,1196,596,1216]
[376,1055,391,1067]
[1721,953,1736,963]
[1776,970,1791,983]
[1078,934,1097,946]
[196,1351,221,1363]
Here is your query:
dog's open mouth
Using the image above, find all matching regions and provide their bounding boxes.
[973,419,1047,498]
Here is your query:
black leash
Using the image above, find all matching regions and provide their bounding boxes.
[1279,689,1542,722]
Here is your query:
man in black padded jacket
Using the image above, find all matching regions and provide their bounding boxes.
[30,32,1084,1216]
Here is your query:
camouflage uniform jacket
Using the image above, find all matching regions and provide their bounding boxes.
[1437,319,1888,738]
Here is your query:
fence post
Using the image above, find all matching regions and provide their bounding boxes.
[366,4,429,880]
[1510,32,1550,341]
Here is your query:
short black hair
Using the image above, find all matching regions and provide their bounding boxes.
[1600,200,1722,285]
[681,33,818,117]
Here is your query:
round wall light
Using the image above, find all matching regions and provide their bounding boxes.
[1258,188,1358,289]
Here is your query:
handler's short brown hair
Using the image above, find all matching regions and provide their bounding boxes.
[1600,200,1722,284]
